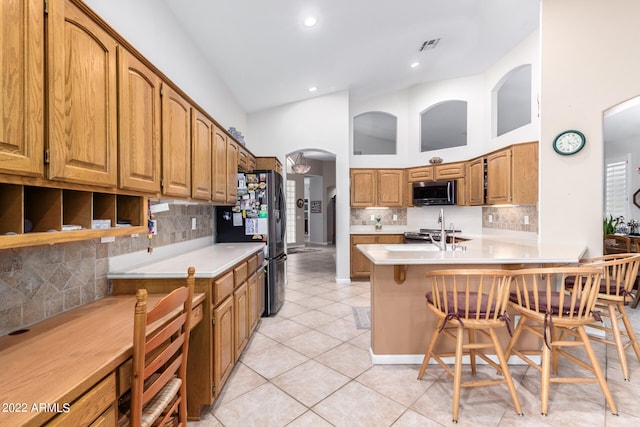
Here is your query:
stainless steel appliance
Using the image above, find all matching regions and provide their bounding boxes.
[412,180,457,206]
[215,170,286,316]
[404,228,461,243]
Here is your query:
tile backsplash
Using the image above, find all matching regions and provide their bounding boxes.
[482,205,538,232]
[0,204,213,336]
[350,208,407,226]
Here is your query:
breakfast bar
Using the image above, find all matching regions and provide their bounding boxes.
[357,234,587,364]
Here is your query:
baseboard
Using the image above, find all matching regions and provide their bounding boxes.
[369,348,539,365]
[335,278,351,285]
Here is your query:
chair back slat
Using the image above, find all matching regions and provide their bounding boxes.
[130,266,195,427]
[579,253,640,299]
[511,266,602,321]
[426,269,512,321]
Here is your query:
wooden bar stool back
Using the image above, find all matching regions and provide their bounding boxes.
[504,266,617,416]
[417,269,522,423]
[574,253,640,380]
[127,266,195,427]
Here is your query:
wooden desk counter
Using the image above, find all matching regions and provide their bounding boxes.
[0,293,205,427]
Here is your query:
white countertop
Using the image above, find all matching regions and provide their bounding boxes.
[357,234,586,265]
[108,240,265,278]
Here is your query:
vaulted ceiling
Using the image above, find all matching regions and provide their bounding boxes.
[161,0,540,113]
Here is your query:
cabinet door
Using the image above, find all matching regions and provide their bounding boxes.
[247,155,256,173]
[226,140,238,204]
[350,235,377,278]
[212,126,228,203]
[377,170,404,207]
[47,0,117,186]
[191,109,213,200]
[350,169,376,207]
[434,162,465,180]
[407,166,433,182]
[467,158,485,206]
[511,142,538,205]
[117,47,161,193]
[161,84,191,197]
[213,296,234,397]
[238,147,248,172]
[247,272,259,332]
[486,149,511,205]
[377,234,404,244]
[0,0,44,177]
[234,281,249,359]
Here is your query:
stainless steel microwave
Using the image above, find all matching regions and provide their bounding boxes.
[412,180,457,206]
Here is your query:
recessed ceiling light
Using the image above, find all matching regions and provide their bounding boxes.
[304,16,318,27]
[308,86,318,92]
[410,61,420,68]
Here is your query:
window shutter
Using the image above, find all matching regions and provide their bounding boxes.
[605,160,627,219]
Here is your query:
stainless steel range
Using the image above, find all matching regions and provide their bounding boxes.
[404,228,462,243]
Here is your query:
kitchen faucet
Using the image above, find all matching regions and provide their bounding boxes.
[429,208,447,251]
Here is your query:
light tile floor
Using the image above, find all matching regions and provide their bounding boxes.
[191,245,640,426]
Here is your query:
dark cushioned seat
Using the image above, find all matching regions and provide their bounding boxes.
[509,291,587,316]
[426,291,497,316]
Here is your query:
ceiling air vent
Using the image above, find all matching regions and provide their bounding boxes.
[419,38,441,52]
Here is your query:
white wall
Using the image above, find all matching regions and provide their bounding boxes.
[83,0,247,132]
[539,0,640,255]
[248,92,350,282]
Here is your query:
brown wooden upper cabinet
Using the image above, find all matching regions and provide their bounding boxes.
[47,0,118,187]
[226,140,239,204]
[117,47,162,193]
[407,162,465,183]
[350,169,404,207]
[161,84,192,198]
[212,126,228,203]
[467,141,538,206]
[0,0,44,178]
[191,109,213,200]
[466,157,485,206]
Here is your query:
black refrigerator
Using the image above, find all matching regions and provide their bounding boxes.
[215,170,286,316]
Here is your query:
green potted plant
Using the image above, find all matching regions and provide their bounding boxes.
[603,214,624,234]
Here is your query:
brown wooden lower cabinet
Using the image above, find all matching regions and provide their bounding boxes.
[110,250,265,420]
[350,234,403,278]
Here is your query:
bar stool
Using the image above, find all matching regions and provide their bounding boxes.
[571,253,640,380]
[125,267,195,427]
[417,269,523,423]
[505,266,617,416]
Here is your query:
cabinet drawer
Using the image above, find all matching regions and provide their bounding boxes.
[234,261,248,285]
[407,166,433,182]
[90,404,116,427]
[247,254,258,273]
[257,250,265,266]
[46,372,116,427]
[214,271,234,306]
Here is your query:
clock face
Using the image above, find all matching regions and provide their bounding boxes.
[553,130,585,155]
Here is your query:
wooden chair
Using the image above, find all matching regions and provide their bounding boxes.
[604,234,631,254]
[417,269,523,423]
[573,253,640,380]
[128,266,195,427]
[504,266,617,416]
[632,240,640,309]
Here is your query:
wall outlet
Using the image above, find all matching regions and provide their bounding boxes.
[488,214,493,223]
[191,217,197,230]
[393,214,397,221]
[524,215,530,225]
[370,214,375,221]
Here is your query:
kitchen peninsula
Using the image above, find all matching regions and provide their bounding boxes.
[357,234,586,364]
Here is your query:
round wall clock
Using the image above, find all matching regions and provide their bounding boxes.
[552,130,586,155]
[296,198,304,208]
